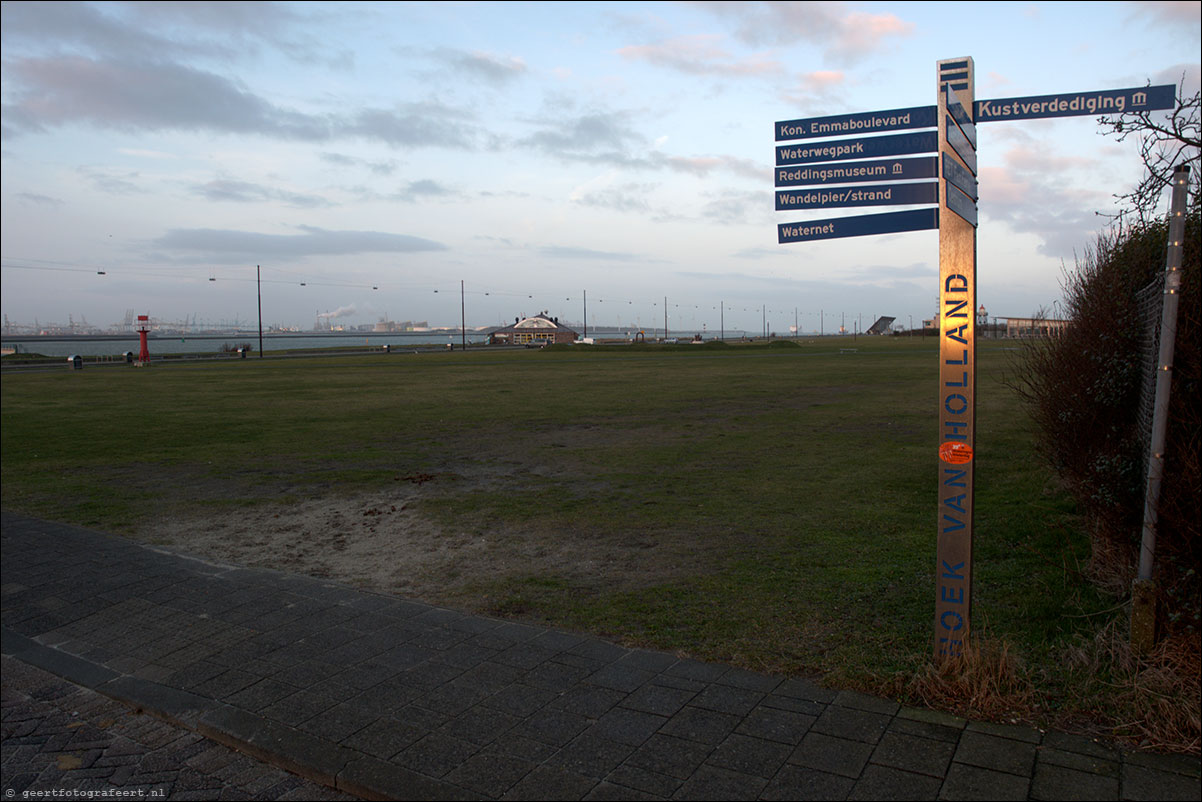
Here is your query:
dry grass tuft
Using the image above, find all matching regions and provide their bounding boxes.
[904,638,1035,723]
[1061,618,1201,754]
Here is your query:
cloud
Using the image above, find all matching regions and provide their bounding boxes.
[1,55,486,149]
[539,245,638,261]
[699,189,773,225]
[1126,1,1202,40]
[520,111,642,156]
[2,56,328,140]
[190,179,332,208]
[519,111,767,179]
[429,47,528,85]
[570,182,655,213]
[978,156,1113,258]
[689,1,914,65]
[13,192,64,207]
[320,152,399,175]
[78,166,144,195]
[0,0,349,68]
[153,225,448,262]
[779,70,847,105]
[617,34,782,77]
[391,179,461,202]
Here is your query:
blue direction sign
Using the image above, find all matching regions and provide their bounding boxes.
[945,85,976,147]
[945,117,977,175]
[778,208,939,244]
[945,181,977,227]
[776,105,937,141]
[777,130,938,166]
[776,182,938,211]
[942,153,978,201]
[975,85,1174,123]
[776,156,937,187]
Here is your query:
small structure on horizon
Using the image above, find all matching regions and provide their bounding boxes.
[866,316,896,335]
[136,315,151,365]
[488,313,578,346]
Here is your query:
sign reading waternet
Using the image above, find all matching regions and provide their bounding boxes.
[774,61,1175,660]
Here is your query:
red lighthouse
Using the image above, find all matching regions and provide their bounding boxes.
[137,315,151,365]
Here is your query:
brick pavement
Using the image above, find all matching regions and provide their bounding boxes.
[2,655,356,800]
[2,511,1199,800]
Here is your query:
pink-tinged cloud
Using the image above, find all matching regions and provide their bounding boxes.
[978,166,1030,206]
[1127,1,1202,38]
[1002,146,1097,174]
[617,34,782,77]
[689,1,914,65]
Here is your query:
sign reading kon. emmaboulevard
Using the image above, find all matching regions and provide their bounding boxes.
[773,61,1177,663]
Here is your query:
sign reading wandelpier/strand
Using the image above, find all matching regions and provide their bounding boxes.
[773,60,1176,663]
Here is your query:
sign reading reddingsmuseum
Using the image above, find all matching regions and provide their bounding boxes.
[773,61,1177,664]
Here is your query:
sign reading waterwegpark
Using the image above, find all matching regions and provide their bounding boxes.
[775,131,938,166]
[773,58,1178,663]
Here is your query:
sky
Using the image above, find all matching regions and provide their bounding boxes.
[2,0,1199,334]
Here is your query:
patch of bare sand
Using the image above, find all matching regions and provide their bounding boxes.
[138,484,703,611]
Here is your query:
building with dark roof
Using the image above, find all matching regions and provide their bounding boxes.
[488,313,578,346]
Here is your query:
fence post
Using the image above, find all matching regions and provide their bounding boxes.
[1131,163,1190,655]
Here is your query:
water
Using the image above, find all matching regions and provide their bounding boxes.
[1,331,490,357]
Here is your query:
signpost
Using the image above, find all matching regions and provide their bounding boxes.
[934,58,978,659]
[773,58,1176,662]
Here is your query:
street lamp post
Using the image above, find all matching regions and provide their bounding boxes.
[256,265,263,358]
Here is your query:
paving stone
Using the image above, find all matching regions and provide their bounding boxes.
[391,732,479,779]
[849,764,942,800]
[952,729,1038,776]
[870,730,957,777]
[604,763,681,798]
[760,765,854,801]
[1121,762,1202,801]
[621,683,697,717]
[705,732,792,779]
[591,707,667,747]
[789,732,874,779]
[734,705,815,745]
[1030,761,1119,800]
[938,761,1030,800]
[500,764,598,801]
[658,705,741,746]
[549,733,636,779]
[438,704,522,746]
[810,704,892,745]
[625,733,713,780]
[688,684,764,717]
[340,716,425,759]
[964,719,1042,743]
[445,750,539,797]
[508,706,593,747]
[551,684,628,718]
[670,763,767,800]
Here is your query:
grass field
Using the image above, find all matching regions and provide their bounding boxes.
[1,338,1131,731]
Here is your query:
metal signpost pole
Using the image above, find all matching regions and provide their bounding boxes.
[934,58,979,660]
[1132,163,1191,653]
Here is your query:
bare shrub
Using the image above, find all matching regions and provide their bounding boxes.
[1010,209,1200,635]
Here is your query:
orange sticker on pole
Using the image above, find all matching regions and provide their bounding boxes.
[939,441,974,464]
